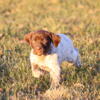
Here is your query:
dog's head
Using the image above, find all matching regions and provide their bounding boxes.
[24,30,61,56]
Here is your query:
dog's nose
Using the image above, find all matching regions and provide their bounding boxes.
[36,46,42,50]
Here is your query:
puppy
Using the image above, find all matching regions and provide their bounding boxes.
[24,30,81,88]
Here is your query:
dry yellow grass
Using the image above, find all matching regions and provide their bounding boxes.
[0,0,100,99]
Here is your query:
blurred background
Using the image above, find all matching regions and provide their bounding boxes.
[0,0,100,33]
[0,0,100,100]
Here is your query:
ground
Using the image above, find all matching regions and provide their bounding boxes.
[0,0,100,100]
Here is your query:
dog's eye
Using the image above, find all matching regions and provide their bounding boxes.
[34,38,38,41]
[43,39,47,44]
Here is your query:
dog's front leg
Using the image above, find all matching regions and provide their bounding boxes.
[49,65,61,89]
[31,64,44,78]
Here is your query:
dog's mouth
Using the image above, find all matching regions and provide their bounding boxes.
[34,49,46,56]
[36,52,44,56]
[32,45,51,56]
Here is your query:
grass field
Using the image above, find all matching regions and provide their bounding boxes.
[0,0,100,100]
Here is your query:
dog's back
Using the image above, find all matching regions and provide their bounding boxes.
[52,33,81,66]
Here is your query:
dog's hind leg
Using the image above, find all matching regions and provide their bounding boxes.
[73,48,81,67]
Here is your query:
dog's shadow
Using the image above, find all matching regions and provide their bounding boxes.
[0,63,9,78]
[0,55,10,100]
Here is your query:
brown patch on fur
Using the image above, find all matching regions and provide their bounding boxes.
[33,64,50,72]
[50,34,61,47]
[39,65,50,72]
[24,32,33,44]
[33,64,39,69]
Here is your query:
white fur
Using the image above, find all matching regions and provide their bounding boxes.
[30,33,81,88]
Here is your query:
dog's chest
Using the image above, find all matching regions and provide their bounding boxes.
[30,55,46,65]
[30,50,58,68]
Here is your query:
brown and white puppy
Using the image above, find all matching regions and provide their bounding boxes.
[24,30,60,56]
[24,30,81,88]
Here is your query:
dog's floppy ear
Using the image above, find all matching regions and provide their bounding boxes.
[49,33,61,47]
[24,33,33,44]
